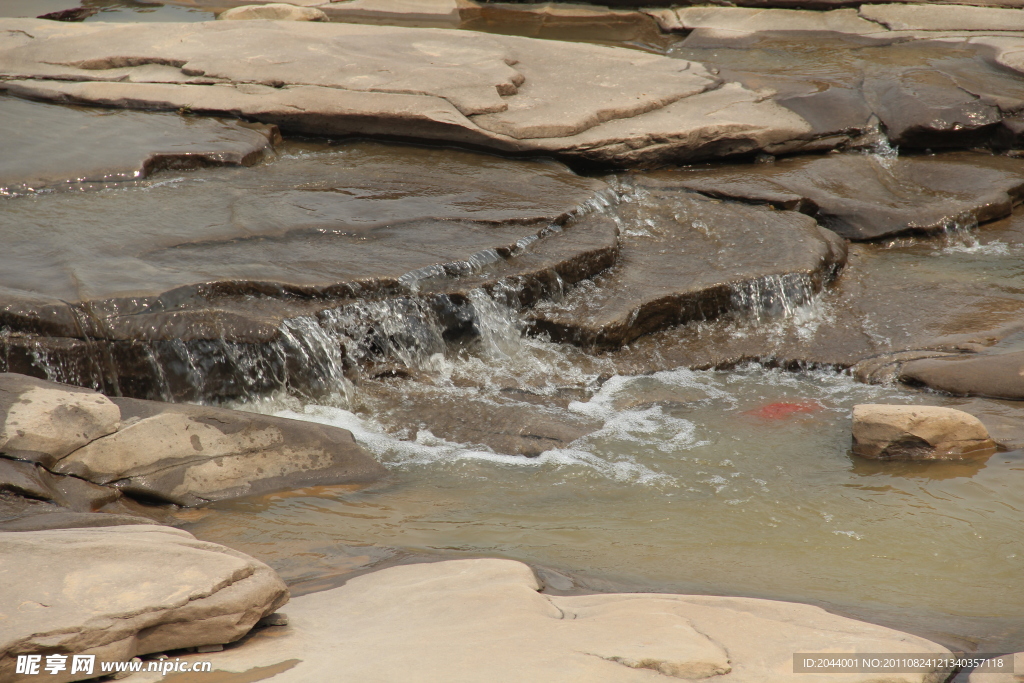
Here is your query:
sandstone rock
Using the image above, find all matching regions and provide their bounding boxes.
[1,95,277,197]
[0,457,121,511]
[120,557,950,683]
[0,373,120,468]
[530,183,847,349]
[0,525,288,683]
[658,7,883,34]
[860,4,1024,31]
[899,351,1024,400]
[664,152,1024,240]
[219,3,327,20]
[320,0,463,26]
[462,3,667,49]
[0,18,827,166]
[852,404,998,460]
[51,397,387,506]
[963,651,1024,682]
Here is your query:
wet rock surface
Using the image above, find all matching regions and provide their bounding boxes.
[663,152,1024,240]
[0,95,278,196]
[852,404,998,460]
[120,558,951,683]
[0,142,613,400]
[218,3,328,20]
[530,181,847,349]
[899,350,1024,400]
[0,525,288,683]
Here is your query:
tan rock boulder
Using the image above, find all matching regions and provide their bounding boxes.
[656,7,883,35]
[852,404,998,460]
[0,18,823,166]
[860,4,1024,31]
[0,525,288,683]
[218,3,328,21]
[0,374,120,468]
[53,397,387,506]
[899,351,1024,401]
[121,558,950,683]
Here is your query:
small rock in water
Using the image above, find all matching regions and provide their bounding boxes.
[218,3,328,21]
[196,644,225,653]
[256,612,289,627]
[851,404,998,460]
[743,400,822,420]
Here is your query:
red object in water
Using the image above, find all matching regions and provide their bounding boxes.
[743,400,823,419]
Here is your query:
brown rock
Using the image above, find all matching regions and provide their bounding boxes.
[0,457,121,511]
[899,351,1024,400]
[851,404,998,460]
[859,4,1024,31]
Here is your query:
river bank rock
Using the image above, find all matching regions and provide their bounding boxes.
[852,404,998,460]
[662,152,1024,241]
[649,7,883,34]
[0,18,829,166]
[898,351,1024,400]
[1,95,278,197]
[859,4,1024,31]
[120,557,951,683]
[218,3,327,20]
[0,373,386,507]
[530,183,847,349]
[0,525,288,683]
[0,373,120,467]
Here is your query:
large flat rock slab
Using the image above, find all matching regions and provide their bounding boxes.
[651,7,884,34]
[0,525,288,683]
[664,152,1024,240]
[121,558,950,683]
[0,18,828,165]
[0,141,616,400]
[0,95,277,197]
[899,350,1024,400]
[530,183,847,349]
[860,4,1024,31]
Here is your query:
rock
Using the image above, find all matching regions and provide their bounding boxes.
[530,183,847,349]
[0,142,616,401]
[218,3,328,21]
[0,18,830,166]
[899,351,1024,400]
[362,379,601,456]
[50,397,387,506]
[0,525,288,682]
[320,0,463,26]
[0,373,120,468]
[460,3,667,48]
[656,7,883,34]
[664,152,1024,240]
[0,457,121,511]
[851,404,998,460]
[1,95,278,197]
[860,4,1024,31]
[963,651,1024,682]
[120,557,951,683]
[0,510,153,532]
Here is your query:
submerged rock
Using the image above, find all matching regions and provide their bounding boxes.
[899,350,1024,400]
[119,557,951,683]
[218,3,328,20]
[530,183,847,349]
[851,404,998,460]
[662,152,1024,240]
[0,525,288,683]
[0,18,825,166]
[0,95,278,196]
